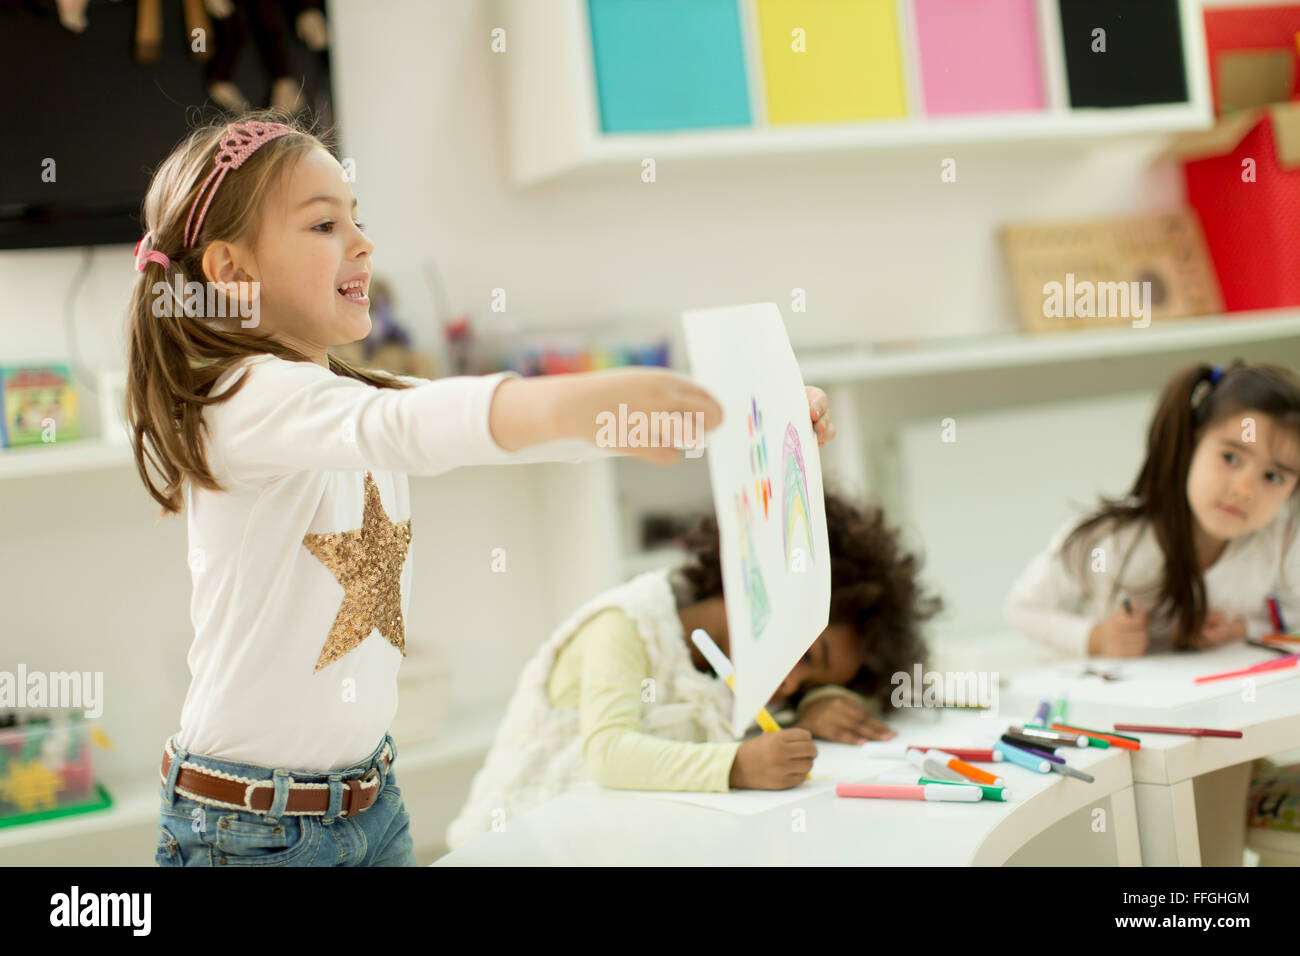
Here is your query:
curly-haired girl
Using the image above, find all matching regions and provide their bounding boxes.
[446,489,941,850]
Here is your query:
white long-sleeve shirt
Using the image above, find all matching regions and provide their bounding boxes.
[175,353,607,771]
[1004,501,1300,659]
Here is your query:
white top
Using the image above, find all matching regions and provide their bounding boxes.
[1004,501,1300,659]
[175,353,604,772]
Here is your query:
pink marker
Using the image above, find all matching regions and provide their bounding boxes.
[835,782,982,802]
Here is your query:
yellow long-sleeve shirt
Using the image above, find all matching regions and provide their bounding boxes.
[545,606,874,791]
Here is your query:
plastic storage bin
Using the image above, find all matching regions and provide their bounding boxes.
[0,712,111,828]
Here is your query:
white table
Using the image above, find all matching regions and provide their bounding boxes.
[1000,645,1300,866]
[435,711,1140,866]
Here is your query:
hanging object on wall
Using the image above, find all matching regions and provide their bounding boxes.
[203,0,322,113]
[130,0,215,64]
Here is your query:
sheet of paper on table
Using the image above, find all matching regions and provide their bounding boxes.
[1004,644,1300,714]
[583,743,899,815]
[681,302,832,737]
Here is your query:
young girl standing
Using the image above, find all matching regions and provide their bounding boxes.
[1005,361,1300,659]
[127,111,816,866]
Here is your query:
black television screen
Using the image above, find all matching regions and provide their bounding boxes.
[0,0,335,250]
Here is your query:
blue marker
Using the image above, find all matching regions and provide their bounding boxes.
[993,740,1052,773]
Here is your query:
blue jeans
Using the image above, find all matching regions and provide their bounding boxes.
[155,732,416,866]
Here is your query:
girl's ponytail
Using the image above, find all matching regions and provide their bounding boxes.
[1133,363,1224,648]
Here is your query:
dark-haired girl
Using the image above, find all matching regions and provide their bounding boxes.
[1006,362,1300,658]
[447,490,941,850]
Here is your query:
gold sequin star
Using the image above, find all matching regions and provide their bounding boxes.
[303,471,412,672]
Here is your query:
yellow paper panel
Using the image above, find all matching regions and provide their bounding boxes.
[756,0,908,124]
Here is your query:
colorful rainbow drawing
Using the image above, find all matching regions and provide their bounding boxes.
[736,489,771,638]
[747,395,772,519]
[782,422,813,566]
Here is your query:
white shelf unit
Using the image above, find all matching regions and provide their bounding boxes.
[502,0,1213,186]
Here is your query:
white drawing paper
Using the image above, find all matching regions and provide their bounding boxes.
[682,302,832,736]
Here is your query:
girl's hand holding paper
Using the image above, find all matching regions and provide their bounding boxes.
[806,385,837,447]
[496,367,723,465]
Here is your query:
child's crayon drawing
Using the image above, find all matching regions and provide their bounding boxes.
[683,303,831,735]
[747,395,773,519]
[736,488,771,638]
[782,422,813,567]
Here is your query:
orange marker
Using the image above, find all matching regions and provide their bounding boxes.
[1051,723,1140,751]
[927,748,1004,787]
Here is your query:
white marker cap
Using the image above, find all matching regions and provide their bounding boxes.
[690,629,734,680]
[923,784,982,802]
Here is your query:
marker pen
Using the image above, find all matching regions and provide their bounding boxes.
[992,740,1052,773]
[905,747,965,782]
[835,782,982,802]
[876,771,1011,801]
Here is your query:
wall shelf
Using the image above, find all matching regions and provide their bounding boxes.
[795,310,1300,385]
[503,0,1212,186]
[0,439,132,480]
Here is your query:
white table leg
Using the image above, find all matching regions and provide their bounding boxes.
[1134,779,1201,866]
[1110,785,1143,866]
[1193,762,1253,867]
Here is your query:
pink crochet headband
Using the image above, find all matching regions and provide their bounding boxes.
[134,120,297,273]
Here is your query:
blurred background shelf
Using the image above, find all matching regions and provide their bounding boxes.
[0,440,132,480]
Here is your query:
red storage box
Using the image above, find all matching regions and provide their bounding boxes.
[1178,107,1300,313]
[1170,5,1300,312]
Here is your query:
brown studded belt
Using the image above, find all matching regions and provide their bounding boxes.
[160,741,392,819]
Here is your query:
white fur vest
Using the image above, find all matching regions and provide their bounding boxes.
[445,567,734,851]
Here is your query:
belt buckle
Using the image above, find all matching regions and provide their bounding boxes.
[341,766,381,819]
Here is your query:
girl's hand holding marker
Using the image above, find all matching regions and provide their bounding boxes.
[1087,593,1149,658]
[729,728,818,790]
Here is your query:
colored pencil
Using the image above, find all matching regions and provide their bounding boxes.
[1112,724,1242,738]
[910,747,1002,763]
[1193,655,1299,684]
